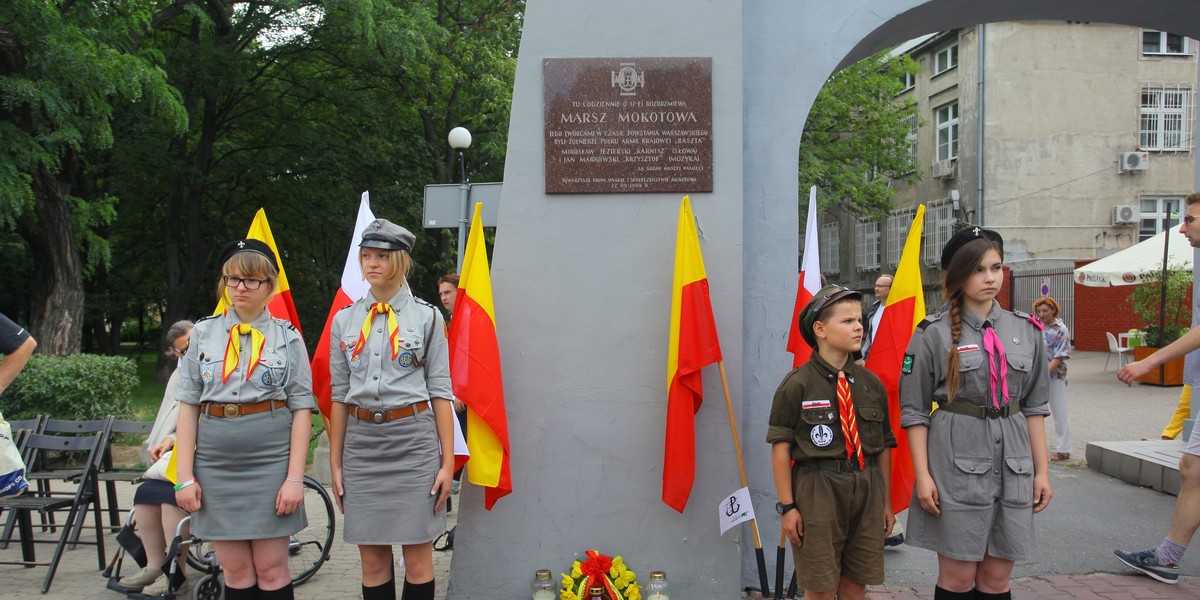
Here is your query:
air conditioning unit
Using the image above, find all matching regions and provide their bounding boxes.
[1112,204,1137,225]
[1119,151,1149,173]
[931,159,956,179]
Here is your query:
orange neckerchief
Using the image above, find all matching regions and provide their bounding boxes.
[222,322,265,383]
[352,302,400,361]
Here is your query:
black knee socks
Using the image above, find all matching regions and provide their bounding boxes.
[259,583,295,600]
[400,578,435,600]
[363,579,397,600]
[223,584,260,600]
[934,586,975,600]
[975,591,1011,600]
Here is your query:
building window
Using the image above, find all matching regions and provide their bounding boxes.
[934,43,958,75]
[1143,30,1189,55]
[935,102,959,161]
[921,202,956,266]
[1140,86,1193,151]
[902,114,918,163]
[899,72,916,93]
[855,219,881,272]
[886,208,916,268]
[1139,196,1183,241]
[820,222,840,274]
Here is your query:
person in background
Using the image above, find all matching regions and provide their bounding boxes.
[1162,386,1192,440]
[119,321,195,596]
[0,312,36,395]
[437,273,466,494]
[1033,296,1073,462]
[901,227,1052,600]
[860,274,893,360]
[1114,191,1200,585]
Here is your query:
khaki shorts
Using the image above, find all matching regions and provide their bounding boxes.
[791,463,887,591]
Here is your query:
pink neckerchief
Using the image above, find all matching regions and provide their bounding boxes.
[981,322,1011,409]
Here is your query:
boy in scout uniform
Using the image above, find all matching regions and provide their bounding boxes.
[768,284,897,600]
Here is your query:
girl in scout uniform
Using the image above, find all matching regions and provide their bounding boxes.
[328,219,455,600]
[174,239,315,600]
[899,227,1052,600]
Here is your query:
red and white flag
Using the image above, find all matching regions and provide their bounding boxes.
[786,186,822,367]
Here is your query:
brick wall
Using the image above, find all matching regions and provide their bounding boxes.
[1071,259,1194,352]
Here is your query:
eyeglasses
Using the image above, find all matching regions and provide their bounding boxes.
[223,275,267,290]
[1185,215,1198,225]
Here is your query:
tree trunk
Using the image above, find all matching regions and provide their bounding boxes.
[23,165,84,356]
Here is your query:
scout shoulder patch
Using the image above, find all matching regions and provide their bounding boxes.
[901,354,915,374]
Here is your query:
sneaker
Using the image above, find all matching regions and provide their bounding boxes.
[117,566,162,591]
[1114,548,1180,584]
[142,572,191,597]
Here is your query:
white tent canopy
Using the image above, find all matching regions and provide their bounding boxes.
[1074,230,1194,287]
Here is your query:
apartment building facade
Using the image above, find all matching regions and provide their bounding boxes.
[818,21,1199,334]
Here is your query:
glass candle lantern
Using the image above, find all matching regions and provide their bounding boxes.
[586,585,607,600]
[645,571,669,600]
[531,569,555,600]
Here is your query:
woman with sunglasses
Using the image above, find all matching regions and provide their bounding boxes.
[328,219,455,600]
[173,239,314,600]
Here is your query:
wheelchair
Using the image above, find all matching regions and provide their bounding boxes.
[105,475,335,599]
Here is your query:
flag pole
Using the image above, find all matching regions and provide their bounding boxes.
[717,361,772,596]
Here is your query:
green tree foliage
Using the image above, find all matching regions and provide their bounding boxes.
[800,51,920,217]
[0,0,186,355]
[1127,266,1192,347]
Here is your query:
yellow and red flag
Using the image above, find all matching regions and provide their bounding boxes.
[787,186,822,367]
[310,194,376,419]
[864,204,925,515]
[214,208,302,331]
[449,202,511,509]
[662,196,723,513]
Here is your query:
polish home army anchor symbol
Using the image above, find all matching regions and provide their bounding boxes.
[724,494,749,521]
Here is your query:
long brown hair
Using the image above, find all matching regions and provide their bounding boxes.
[941,238,1003,404]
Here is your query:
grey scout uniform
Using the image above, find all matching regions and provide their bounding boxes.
[176,309,314,540]
[330,287,451,545]
[899,301,1049,562]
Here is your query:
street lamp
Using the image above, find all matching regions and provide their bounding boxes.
[448,126,472,272]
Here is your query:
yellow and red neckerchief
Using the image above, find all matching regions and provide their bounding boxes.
[352,302,400,361]
[222,322,265,383]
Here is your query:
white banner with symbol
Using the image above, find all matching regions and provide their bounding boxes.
[717,486,755,535]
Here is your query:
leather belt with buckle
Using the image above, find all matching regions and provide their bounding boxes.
[803,455,878,473]
[353,403,429,424]
[202,399,287,418]
[939,401,1016,419]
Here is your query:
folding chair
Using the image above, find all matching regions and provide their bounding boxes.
[0,431,108,593]
[11,417,112,547]
[96,419,153,529]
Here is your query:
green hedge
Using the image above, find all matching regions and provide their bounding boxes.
[0,354,138,421]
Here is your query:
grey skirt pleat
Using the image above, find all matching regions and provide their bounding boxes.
[342,408,445,545]
[192,408,307,540]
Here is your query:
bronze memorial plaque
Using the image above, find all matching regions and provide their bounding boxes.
[544,57,713,194]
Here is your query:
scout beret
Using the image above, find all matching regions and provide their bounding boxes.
[940,226,1003,269]
[799,284,863,349]
[360,219,415,252]
[217,239,278,273]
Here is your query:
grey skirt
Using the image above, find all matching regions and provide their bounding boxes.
[192,408,307,540]
[342,408,445,545]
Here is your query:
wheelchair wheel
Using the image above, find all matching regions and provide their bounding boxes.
[288,475,335,586]
[192,573,223,600]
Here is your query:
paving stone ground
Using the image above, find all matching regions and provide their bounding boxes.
[3,351,1198,598]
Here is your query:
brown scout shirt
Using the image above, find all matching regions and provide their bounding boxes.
[766,353,897,462]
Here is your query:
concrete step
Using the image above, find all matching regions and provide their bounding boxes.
[1086,439,1186,495]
